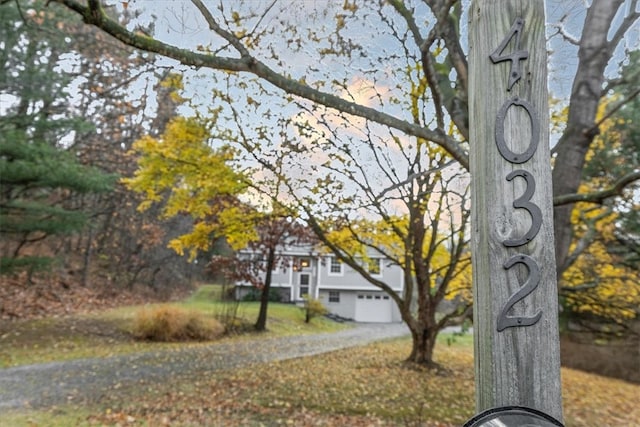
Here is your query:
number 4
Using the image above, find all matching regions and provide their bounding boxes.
[490,18,528,91]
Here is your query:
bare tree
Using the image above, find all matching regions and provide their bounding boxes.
[38,0,639,361]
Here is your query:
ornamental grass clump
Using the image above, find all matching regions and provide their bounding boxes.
[132,305,224,342]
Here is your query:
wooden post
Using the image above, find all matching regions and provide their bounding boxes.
[469,0,563,422]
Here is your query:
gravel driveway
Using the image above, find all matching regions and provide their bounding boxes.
[0,322,409,411]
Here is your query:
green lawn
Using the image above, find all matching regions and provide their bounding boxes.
[0,285,348,368]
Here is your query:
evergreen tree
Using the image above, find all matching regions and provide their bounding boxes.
[0,1,114,273]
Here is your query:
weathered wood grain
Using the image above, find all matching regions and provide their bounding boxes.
[469,0,563,421]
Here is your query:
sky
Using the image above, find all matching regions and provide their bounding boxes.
[74,0,636,219]
[6,0,635,217]
[110,0,639,96]
[94,0,638,168]
[545,0,639,98]
[7,1,637,119]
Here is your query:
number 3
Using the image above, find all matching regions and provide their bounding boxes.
[502,170,542,247]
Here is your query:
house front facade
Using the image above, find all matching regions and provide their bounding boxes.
[234,244,404,323]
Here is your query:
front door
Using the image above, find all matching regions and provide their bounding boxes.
[298,273,310,299]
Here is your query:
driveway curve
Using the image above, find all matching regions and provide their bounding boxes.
[0,322,409,411]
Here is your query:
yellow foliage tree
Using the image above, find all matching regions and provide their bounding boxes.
[561,207,640,323]
[324,215,471,302]
[123,116,251,260]
[562,203,639,324]
[559,92,640,327]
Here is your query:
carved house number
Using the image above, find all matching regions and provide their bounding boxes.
[490,18,543,332]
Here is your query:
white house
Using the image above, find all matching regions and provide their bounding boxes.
[234,243,404,323]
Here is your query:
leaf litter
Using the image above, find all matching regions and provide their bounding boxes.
[78,337,638,427]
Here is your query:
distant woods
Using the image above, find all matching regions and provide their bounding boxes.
[0,1,207,292]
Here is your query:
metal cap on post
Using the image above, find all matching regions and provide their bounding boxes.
[463,406,564,427]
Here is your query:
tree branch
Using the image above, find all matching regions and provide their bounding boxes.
[587,86,640,136]
[387,0,446,130]
[560,282,599,292]
[547,14,580,45]
[553,171,640,206]
[606,0,639,54]
[560,207,611,272]
[51,0,470,169]
[190,0,249,57]
[376,160,455,200]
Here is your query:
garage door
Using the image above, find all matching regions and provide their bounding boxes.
[354,293,392,323]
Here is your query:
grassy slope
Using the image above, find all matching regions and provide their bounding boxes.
[0,285,346,368]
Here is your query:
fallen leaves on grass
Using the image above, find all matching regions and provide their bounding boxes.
[88,339,473,426]
[0,273,171,320]
[234,340,475,425]
[13,336,639,427]
[562,367,640,427]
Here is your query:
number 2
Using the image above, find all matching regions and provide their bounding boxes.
[497,254,543,332]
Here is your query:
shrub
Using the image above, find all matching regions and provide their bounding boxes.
[302,296,328,323]
[214,299,250,334]
[241,287,283,302]
[131,305,224,342]
[221,284,237,301]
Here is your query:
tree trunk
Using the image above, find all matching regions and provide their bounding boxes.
[407,321,438,367]
[81,226,94,287]
[254,246,276,331]
[402,293,439,366]
[552,0,629,275]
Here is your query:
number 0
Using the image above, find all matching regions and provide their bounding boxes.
[495,97,540,164]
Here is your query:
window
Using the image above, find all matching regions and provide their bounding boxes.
[293,257,310,271]
[328,291,340,303]
[328,257,343,275]
[299,274,310,298]
[368,258,382,276]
